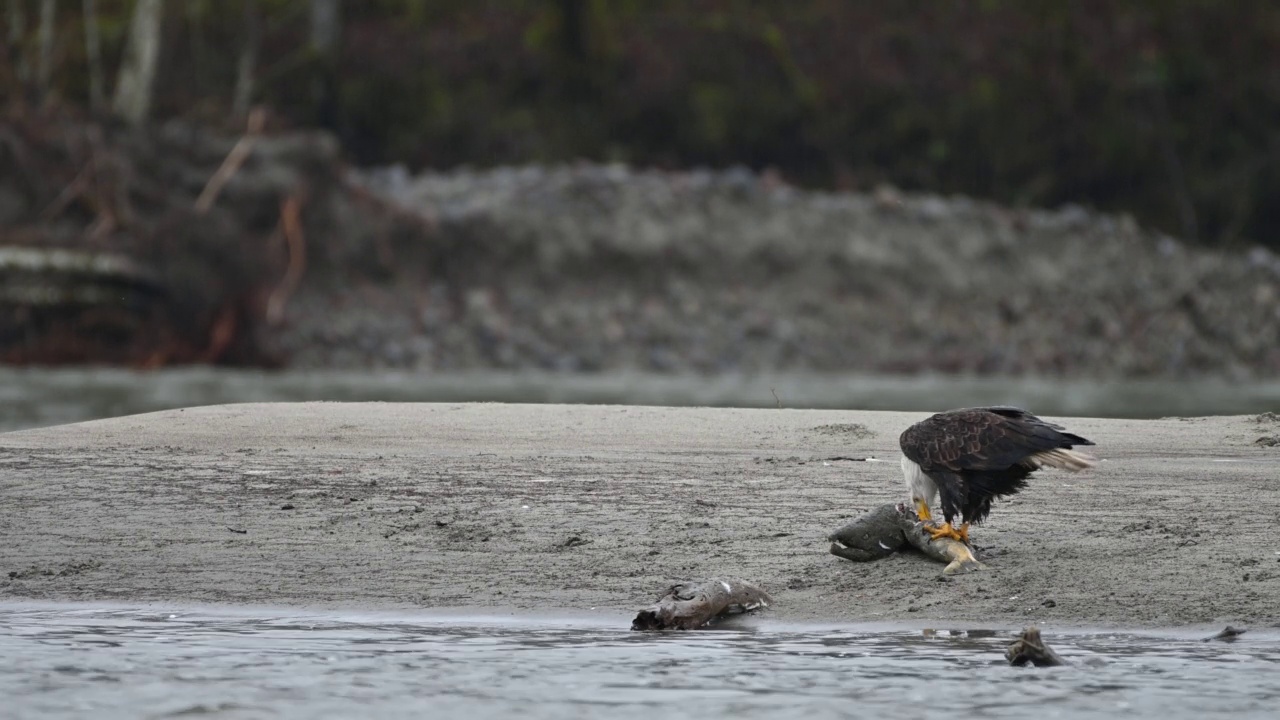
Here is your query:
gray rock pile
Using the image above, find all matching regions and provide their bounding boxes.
[285,162,1278,378]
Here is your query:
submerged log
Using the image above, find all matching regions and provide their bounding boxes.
[631,577,773,630]
[1204,626,1247,642]
[1006,626,1068,667]
[829,502,984,574]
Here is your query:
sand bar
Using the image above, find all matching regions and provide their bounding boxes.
[2,403,1277,628]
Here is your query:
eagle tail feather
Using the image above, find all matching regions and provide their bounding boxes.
[1029,448,1096,472]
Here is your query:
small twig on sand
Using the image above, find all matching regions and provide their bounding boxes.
[1006,626,1068,667]
[194,107,265,214]
[266,193,307,326]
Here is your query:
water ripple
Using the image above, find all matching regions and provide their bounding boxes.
[2,606,1278,720]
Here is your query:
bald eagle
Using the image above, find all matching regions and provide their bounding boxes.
[899,406,1095,543]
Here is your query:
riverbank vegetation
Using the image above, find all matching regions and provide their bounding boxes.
[6,1,1279,250]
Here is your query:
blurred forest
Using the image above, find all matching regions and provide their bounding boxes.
[4,0,1280,249]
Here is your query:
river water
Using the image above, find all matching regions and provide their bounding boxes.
[3,604,1277,720]
[5,370,1278,718]
[2,367,1278,432]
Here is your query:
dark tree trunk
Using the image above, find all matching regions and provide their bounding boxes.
[7,0,31,93]
[231,0,261,122]
[308,0,340,129]
[35,0,54,103]
[83,0,105,113]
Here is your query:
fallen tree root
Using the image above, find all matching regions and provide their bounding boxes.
[265,192,307,326]
[1006,626,1068,666]
[632,577,773,630]
[195,108,266,214]
[828,503,985,574]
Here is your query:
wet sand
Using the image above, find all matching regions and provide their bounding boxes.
[2,403,1277,628]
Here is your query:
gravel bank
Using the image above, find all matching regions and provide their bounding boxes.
[285,163,1280,377]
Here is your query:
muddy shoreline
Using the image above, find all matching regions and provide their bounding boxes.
[2,403,1277,628]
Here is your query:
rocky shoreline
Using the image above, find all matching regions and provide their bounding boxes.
[311,162,1280,377]
[4,117,1278,377]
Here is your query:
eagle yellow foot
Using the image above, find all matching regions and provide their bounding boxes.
[925,522,971,545]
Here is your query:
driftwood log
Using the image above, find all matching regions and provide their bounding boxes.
[1006,626,1068,666]
[828,503,985,574]
[0,247,165,307]
[632,577,773,630]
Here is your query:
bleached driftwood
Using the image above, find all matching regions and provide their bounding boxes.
[631,577,773,630]
[0,247,162,306]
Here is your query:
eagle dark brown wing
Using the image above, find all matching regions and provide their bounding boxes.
[899,406,1092,473]
[899,406,1095,525]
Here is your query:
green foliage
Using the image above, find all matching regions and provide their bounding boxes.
[6,0,1280,248]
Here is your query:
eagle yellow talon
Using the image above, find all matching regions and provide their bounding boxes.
[925,522,971,545]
